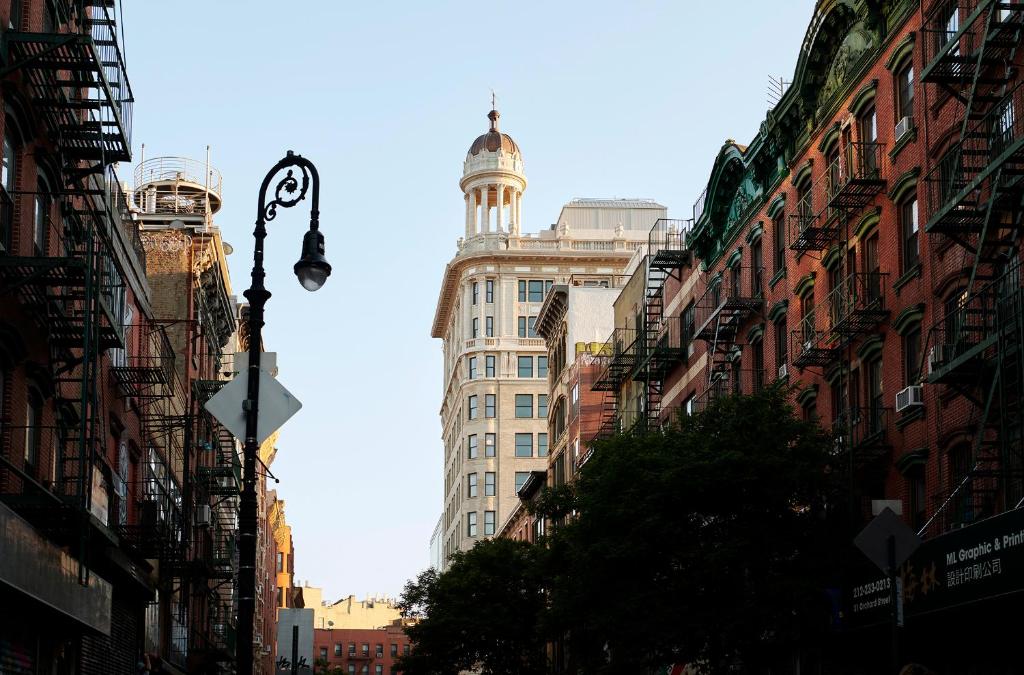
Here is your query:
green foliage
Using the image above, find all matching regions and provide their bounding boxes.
[397,538,548,675]
[541,383,845,673]
[399,384,845,675]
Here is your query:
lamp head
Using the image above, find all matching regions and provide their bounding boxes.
[294,227,331,292]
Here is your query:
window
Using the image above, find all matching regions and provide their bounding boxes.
[2,133,16,194]
[361,667,369,675]
[25,386,43,474]
[773,212,786,273]
[467,435,478,459]
[515,394,533,418]
[335,644,343,656]
[276,552,284,573]
[528,317,538,337]
[515,433,533,457]
[682,301,695,347]
[468,357,478,379]
[320,647,328,660]
[485,394,496,418]
[467,511,478,537]
[896,59,914,123]
[404,645,410,656]
[537,356,548,378]
[472,281,479,305]
[376,644,383,658]
[518,356,533,378]
[905,324,922,387]
[908,468,926,531]
[751,239,763,296]
[515,471,531,492]
[349,643,356,656]
[538,394,548,418]
[486,279,494,303]
[684,395,695,416]
[518,316,527,337]
[485,316,494,337]
[485,472,495,496]
[485,433,496,457]
[752,337,765,392]
[901,197,919,272]
[348,666,356,675]
[519,279,551,302]
[391,643,398,657]
[860,105,879,175]
[868,357,884,435]
[468,473,478,497]
[518,280,526,302]
[472,318,479,338]
[484,510,496,536]
[865,233,881,302]
[467,395,478,419]
[775,317,788,374]
[362,643,369,656]
[34,175,50,255]
[538,433,548,457]
[376,666,383,675]
[485,355,496,377]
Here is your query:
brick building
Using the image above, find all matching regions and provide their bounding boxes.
[591,0,1024,670]
[311,622,412,675]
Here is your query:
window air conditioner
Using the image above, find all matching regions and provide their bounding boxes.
[778,363,788,379]
[928,345,954,374]
[196,504,212,527]
[895,385,923,413]
[895,116,913,141]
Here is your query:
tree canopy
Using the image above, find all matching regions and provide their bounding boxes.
[399,384,846,674]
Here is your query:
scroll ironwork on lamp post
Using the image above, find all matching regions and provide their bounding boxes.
[237,151,331,673]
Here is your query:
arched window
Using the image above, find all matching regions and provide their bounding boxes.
[34,172,53,255]
[24,384,44,478]
[949,442,973,527]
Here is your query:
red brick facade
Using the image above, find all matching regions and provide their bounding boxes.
[312,624,412,674]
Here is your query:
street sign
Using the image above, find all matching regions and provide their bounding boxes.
[854,507,921,573]
[204,369,302,445]
[233,351,278,377]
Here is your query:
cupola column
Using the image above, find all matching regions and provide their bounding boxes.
[479,186,489,233]
[496,185,505,233]
[466,190,477,238]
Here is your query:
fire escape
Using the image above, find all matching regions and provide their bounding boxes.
[693,259,763,407]
[634,218,693,428]
[918,0,1024,536]
[0,0,133,581]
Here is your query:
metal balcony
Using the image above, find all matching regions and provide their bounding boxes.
[826,142,886,210]
[694,266,763,342]
[921,1,1022,89]
[833,406,893,467]
[826,272,889,339]
[592,328,639,391]
[791,308,838,368]
[110,324,176,398]
[2,2,133,162]
[648,218,693,275]
[788,209,838,252]
[923,82,1024,239]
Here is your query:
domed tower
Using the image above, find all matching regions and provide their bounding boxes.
[460,107,526,239]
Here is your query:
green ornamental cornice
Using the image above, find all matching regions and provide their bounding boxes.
[796,384,819,406]
[817,121,842,153]
[766,194,787,218]
[824,361,847,385]
[746,322,766,343]
[849,78,879,116]
[768,299,789,322]
[792,158,814,186]
[892,303,925,335]
[856,334,884,360]
[725,248,743,269]
[884,31,915,71]
[822,243,845,270]
[853,206,881,240]
[895,447,929,473]
[887,166,921,202]
[746,220,765,244]
[793,272,816,298]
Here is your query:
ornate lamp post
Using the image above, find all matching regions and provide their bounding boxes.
[237,151,331,673]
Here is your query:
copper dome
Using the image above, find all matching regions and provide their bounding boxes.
[468,109,520,156]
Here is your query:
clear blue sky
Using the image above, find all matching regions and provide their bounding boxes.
[123,1,815,600]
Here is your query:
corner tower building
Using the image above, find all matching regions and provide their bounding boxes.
[431,107,668,566]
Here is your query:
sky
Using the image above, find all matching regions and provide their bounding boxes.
[123,0,816,600]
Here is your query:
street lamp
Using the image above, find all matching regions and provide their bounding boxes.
[237,151,331,674]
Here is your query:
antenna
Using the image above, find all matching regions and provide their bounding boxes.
[767,76,791,108]
[491,89,497,110]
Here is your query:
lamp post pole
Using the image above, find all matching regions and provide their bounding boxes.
[237,151,331,674]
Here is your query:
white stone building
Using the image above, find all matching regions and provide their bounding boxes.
[430,107,667,566]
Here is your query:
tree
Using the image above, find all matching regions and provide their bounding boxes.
[540,384,845,674]
[396,538,548,675]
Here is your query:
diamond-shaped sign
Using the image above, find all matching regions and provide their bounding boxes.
[204,369,302,445]
[854,507,921,573]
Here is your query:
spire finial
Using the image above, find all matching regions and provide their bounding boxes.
[487,90,500,132]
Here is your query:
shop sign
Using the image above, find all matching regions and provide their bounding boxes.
[843,507,1024,627]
